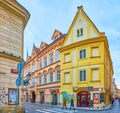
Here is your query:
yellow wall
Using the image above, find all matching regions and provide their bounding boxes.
[59,6,113,107]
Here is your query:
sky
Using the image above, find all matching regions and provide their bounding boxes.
[17,0,120,88]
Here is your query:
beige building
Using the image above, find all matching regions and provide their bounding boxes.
[0,0,30,110]
[23,29,65,105]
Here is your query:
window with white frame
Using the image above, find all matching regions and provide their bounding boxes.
[50,72,53,83]
[64,73,70,83]
[80,49,86,59]
[39,60,42,69]
[79,70,86,81]
[92,47,99,57]
[50,53,53,64]
[39,76,42,85]
[77,28,83,37]
[32,64,36,72]
[44,74,47,84]
[92,69,99,81]
[32,78,36,86]
[44,56,47,67]
[64,53,70,62]
[56,50,60,61]
[56,70,60,81]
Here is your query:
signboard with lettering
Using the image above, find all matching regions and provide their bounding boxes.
[93,88,99,91]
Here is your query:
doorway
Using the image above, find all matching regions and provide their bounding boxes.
[40,92,44,104]
[51,91,57,105]
[77,91,90,107]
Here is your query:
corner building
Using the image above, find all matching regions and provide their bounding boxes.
[0,0,30,111]
[23,30,65,105]
[59,6,113,108]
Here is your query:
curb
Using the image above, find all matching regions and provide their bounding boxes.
[25,102,113,111]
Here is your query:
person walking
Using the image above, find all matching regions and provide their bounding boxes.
[70,99,75,110]
[111,96,114,105]
[62,97,67,110]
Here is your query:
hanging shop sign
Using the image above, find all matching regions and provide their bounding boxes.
[11,69,18,74]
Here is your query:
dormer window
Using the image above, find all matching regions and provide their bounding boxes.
[41,46,44,51]
[77,28,83,37]
[54,35,59,40]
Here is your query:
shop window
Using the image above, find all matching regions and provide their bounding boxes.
[100,94,104,103]
[93,93,99,104]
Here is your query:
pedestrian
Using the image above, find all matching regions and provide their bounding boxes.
[89,100,93,108]
[111,97,114,105]
[62,97,67,110]
[70,99,75,110]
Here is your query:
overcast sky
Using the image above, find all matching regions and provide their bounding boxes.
[17,0,120,88]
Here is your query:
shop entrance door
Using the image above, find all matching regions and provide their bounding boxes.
[77,91,90,107]
[52,93,57,105]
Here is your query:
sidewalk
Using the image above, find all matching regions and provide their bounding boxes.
[25,101,112,111]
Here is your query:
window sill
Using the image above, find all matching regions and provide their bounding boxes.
[78,81,88,84]
[78,58,87,61]
[63,82,71,85]
[90,56,101,58]
[90,80,101,82]
[63,61,71,64]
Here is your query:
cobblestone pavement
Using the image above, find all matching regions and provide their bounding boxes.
[25,100,120,113]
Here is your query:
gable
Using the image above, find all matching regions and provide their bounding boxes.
[51,29,62,41]
[64,6,103,46]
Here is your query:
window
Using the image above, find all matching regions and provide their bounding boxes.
[32,78,36,86]
[56,70,60,81]
[64,53,70,62]
[64,73,70,83]
[39,60,42,69]
[39,76,42,85]
[32,64,36,72]
[50,53,53,64]
[92,69,99,81]
[50,72,53,83]
[54,35,59,40]
[56,50,60,61]
[92,47,99,57]
[80,49,86,59]
[77,28,83,37]
[79,70,86,81]
[44,74,47,84]
[44,56,47,67]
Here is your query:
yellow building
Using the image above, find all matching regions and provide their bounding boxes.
[0,0,30,112]
[59,6,113,108]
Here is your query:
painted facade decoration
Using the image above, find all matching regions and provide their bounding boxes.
[23,29,65,105]
[59,6,114,108]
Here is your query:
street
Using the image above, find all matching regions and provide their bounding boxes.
[25,100,120,113]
